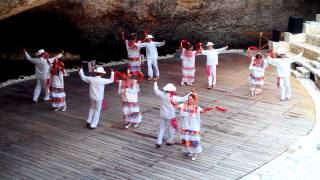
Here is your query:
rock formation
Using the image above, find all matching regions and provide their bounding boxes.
[0,0,320,61]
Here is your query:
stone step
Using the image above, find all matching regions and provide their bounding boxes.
[268,40,289,53]
[310,60,320,69]
[306,34,320,47]
[284,32,305,43]
[287,52,320,82]
[291,69,305,78]
[290,42,320,60]
[317,14,320,22]
[303,21,320,34]
[296,66,310,78]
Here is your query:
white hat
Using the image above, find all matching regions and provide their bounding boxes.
[146,34,154,39]
[206,42,215,46]
[36,49,45,56]
[94,66,106,74]
[163,83,176,92]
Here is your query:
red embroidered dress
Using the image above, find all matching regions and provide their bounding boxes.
[118,79,142,123]
[50,61,66,109]
[248,57,268,85]
[180,48,197,84]
[125,40,142,72]
[179,103,203,154]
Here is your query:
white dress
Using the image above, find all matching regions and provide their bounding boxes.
[180,49,196,84]
[248,57,268,85]
[50,69,66,108]
[126,40,142,72]
[118,79,142,123]
[179,103,203,154]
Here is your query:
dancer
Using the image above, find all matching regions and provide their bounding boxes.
[175,92,214,160]
[153,80,193,147]
[23,49,63,102]
[180,40,199,86]
[115,69,144,128]
[267,50,303,101]
[121,31,143,72]
[79,66,114,129]
[248,53,268,96]
[50,59,68,111]
[138,34,165,80]
[199,42,228,89]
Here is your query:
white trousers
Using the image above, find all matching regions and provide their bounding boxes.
[147,57,159,78]
[157,118,176,144]
[279,77,291,100]
[208,65,217,86]
[87,99,103,128]
[33,78,50,102]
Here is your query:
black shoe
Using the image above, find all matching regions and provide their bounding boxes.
[156,144,161,148]
[86,122,90,128]
[89,127,96,130]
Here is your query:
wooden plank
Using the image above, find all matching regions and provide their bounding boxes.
[0,54,315,179]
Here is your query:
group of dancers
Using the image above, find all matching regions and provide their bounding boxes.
[23,31,303,160]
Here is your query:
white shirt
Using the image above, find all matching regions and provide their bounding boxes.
[202,47,227,65]
[138,41,165,59]
[79,69,114,101]
[25,52,62,80]
[267,53,302,78]
[154,82,191,119]
[125,40,141,59]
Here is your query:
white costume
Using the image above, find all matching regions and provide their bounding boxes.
[180,48,197,85]
[125,40,142,72]
[153,82,191,145]
[267,53,302,100]
[202,47,227,86]
[178,103,203,154]
[25,51,62,102]
[118,79,142,123]
[50,68,66,109]
[138,40,165,78]
[79,69,114,128]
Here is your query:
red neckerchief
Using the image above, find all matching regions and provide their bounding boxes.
[168,92,177,106]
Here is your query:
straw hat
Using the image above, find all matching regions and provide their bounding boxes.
[146,34,154,39]
[205,42,215,46]
[94,66,106,74]
[163,83,176,92]
[36,49,45,56]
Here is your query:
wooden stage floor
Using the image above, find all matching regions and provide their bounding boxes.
[0,54,315,180]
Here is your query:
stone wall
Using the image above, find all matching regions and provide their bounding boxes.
[0,0,320,61]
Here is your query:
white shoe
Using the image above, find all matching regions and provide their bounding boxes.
[181,82,185,86]
[191,154,197,160]
[280,98,286,101]
[133,123,139,128]
[286,97,291,100]
[61,106,67,112]
[251,91,254,96]
[125,123,131,128]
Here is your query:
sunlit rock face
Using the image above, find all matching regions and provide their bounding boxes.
[0,0,320,61]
